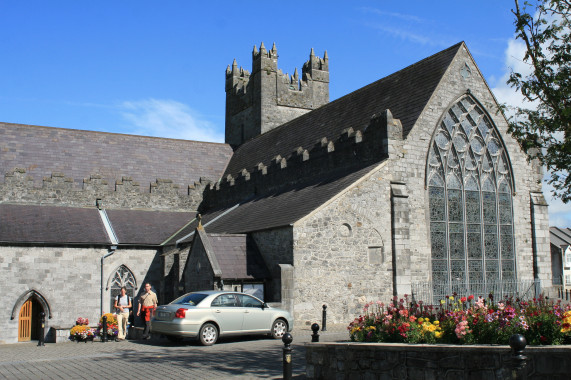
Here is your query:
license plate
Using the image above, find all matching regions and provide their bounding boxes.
[158,311,169,319]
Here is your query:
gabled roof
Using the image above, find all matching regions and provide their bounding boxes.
[0,204,110,245]
[205,233,270,280]
[224,42,463,177]
[0,203,195,246]
[175,162,382,243]
[0,122,233,191]
[105,209,195,245]
[551,227,571,249]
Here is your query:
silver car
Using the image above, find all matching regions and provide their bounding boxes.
[151,291,293,345]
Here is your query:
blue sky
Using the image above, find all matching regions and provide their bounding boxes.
[1,1,569,227]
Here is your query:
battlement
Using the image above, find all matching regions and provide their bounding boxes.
[0,169,211,211]
[204,109,403,211]
[225,43,330,148]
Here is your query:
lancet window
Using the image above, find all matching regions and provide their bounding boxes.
[109,265,137,311]
[426,95,515,299]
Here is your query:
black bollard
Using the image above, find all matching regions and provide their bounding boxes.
[311,323,320,342]
[322,305,327,331]
[102,315,108,343]
[509,334,527,380]
[282,332,293,380]
[37,312,45,347]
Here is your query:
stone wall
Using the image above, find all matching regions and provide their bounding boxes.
[1,168,206,211]
[292,162,394,325]
[305,342,571,380]
[289,44,549,326]
[183,233,218,292]
[204,115,385,211]
[252,228,294,302]
[0,245,161,344]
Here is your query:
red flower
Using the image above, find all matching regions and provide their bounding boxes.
[467,295,474,301]
[461,297,467,303]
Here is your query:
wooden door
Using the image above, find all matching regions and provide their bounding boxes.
[18,299,32,342]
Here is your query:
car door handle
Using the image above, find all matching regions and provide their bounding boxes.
[244,310,250,313]
[215,310,221,313]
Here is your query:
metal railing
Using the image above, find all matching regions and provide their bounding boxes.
[411,279,542,304]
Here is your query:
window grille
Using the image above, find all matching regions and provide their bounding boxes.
[109,265,137,311]
[426,95,515,302]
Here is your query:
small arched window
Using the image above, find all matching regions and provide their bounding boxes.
[426,95,515,300]
[109,265,137,311]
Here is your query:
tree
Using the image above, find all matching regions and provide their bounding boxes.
[507,0,570,202]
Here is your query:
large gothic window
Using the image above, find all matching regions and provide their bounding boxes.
[427,94,515,299]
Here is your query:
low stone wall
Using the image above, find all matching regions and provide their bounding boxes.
[47,327,71,343]
[305,342,571,380]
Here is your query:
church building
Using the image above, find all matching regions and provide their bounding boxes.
[0,42,551,344]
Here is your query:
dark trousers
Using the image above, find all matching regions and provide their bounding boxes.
[143,320,151,338]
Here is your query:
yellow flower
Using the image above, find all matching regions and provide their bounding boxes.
[449,296,454,301]
[418,318,424,323]
[440,300,445,304]
[433,320,439,325]
[367,326,376,331]
[435,331,443,338]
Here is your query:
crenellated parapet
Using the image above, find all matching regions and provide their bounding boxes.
[225,43,330,148]
[0,169,211,211]
[204,110,402,210]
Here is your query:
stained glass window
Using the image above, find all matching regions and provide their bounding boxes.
[427,95,515,299]
[109,265,137,312]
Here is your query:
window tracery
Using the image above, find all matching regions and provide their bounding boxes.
[427,95,515,300]
[109,265,137,311]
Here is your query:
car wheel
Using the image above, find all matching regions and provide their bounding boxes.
[199,323,218,346]
[271,319,287,339]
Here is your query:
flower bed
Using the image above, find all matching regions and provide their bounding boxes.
[348,294,571,345]
[69,317,95,342]
[96,313,119,339]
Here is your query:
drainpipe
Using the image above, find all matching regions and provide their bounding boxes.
[101,246,117,316]
[97,202,119,316]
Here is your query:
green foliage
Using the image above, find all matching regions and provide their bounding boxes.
[507,0,571,202]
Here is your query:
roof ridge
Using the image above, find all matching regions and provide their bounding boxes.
[0,121,229,146]
[232,42,464,152]
[225,42,464,177]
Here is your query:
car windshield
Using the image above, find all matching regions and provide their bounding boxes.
[170,293,208,306]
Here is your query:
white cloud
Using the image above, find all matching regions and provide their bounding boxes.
[491,38,537,113]
[119,99,224,143]
[545,182,571,227]
[358,7,424,23]
[492,34,570,228]
[364,22,453,48]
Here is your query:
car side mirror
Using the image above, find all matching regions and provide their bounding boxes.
[262,303,268,310]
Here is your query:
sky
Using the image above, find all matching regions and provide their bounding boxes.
[0,1,569,227]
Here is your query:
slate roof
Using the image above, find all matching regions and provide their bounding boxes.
[551,227,571,249]
[206,233,270,280]
[0,204,110,245]
[175,161,382,243]
[105,209,195,245]
[223,42,463,177]
[0,122,233,191]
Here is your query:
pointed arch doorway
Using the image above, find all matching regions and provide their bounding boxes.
[18,298,43,342]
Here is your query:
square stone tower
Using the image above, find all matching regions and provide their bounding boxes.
[225,43,329,148]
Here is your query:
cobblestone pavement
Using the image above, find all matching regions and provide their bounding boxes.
[0,326,348,379]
